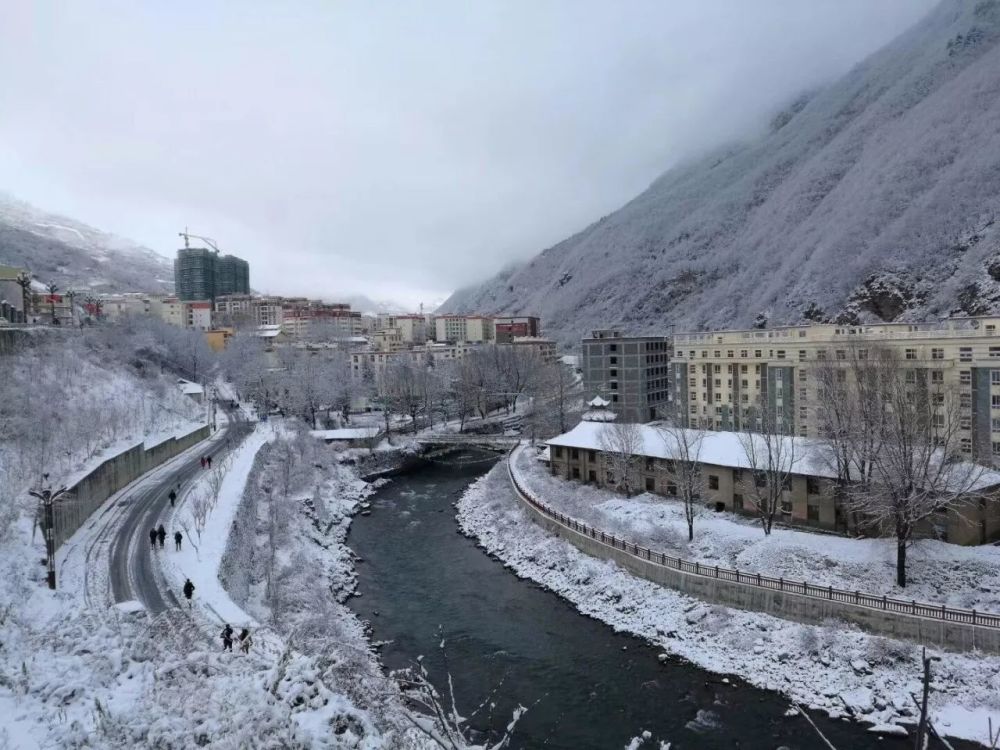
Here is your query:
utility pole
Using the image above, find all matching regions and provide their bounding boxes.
[29,475,71,589]
[914,647,941,750]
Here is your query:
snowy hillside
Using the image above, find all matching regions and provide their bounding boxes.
[0,192,173,293]
[441,0,1000,342]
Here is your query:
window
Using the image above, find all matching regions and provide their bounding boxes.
[807,504,820,522]
[992,417,1000,433]
[741,364,748,374]
[645,477,655,492]
[931,348,944,360]
[610,382,618,390]
[933,414,945,428]
[754,471,767,488]
[858,349,868,360]
[572,467,580,479]
[754,350,762,358]
[931,370,944,384]
[781,497,792,513]
[727,350,734,358]
[741,379,748,388]
[817,349,827,360]
[609,356,617,365]
[708,475,719,490]
[905,349,917,360]
[961,393,971,408]
[836,350,846,360]
[806,477,820,495]
[609,344,617,352]
[992,395,1000,410]
[571,449,579,459]
[799,350,806,361]
[588,450,596,461]
[714,351,721,358]
[777,350,786,359]
[993,370,1000,386]
[961,416,971,430]
[714,365,721,374]
[960,438,971,454]
[667,483,677,496]
[610,369,617,377]
[961,370,971,384]
[740,350,748,358]
[612,394,619,402]
[991,347,1000,359]
[960,347,973,362]
[553,447,563,458]
[798,370,807,383]
[905,370,917,384]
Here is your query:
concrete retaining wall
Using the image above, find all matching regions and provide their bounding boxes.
[53,424,211,550]
[509,459,1000,655]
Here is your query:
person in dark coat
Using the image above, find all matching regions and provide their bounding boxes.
[238,628,252,654]
[149,528,158,549]
[183,578,195,602]
[174,530,183,551]
[206,455,213,469]
[221,623,234,651]
[168,489,177,507]
[200,456,206,469]
[156,524,166,548]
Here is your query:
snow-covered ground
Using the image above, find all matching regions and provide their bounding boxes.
[458,460,1000,746]
[514,445,1000,613]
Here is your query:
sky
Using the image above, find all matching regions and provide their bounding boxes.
[0,1,938,309]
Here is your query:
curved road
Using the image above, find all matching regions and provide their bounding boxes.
[108,404,253,614]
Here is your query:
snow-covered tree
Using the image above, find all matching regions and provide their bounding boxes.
[600,421,643,497]
[739,400,795,536]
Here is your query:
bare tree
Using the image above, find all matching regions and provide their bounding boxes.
[843,351,986,587]
[656,406,706,542]
[600,421,643,497]
[739,401,795,536]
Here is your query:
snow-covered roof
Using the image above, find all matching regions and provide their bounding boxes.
[177,379,204,396]
[546,422,1000,490]
[582,409,617,423]
[310,427,380,441]
[587,396,611,407]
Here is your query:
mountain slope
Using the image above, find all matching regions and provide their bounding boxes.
[441,0,1000,342]
[0,193,173,292]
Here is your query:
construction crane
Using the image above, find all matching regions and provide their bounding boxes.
[178,227,222,253]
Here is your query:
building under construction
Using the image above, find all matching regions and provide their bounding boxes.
[174,233,250,301]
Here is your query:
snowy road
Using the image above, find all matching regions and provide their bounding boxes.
[106,405,253,614]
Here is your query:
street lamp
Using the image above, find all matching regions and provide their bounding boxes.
[29,474,72,589]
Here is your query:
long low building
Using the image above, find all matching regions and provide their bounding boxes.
[545,421,1000,546]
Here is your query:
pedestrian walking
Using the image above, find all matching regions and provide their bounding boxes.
[221,623,234,652]
[168,489,177,507]
[183,578,195,605]
[149,528,158,549]
[238,628,252,654]
[200,456,206,469]
[156,524,166,549]
[174,530,183,551]
[206,455,213,469]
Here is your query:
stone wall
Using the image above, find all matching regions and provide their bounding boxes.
[53,424,211,550]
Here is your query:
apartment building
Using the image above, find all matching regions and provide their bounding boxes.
[434,315,494,344]
[511,336,558,363]
[214,294,283,327]
[670,317,1000,464]
[148,296,186,328]
[582,330,671,423]
[280,300,362,340]
[349,342,476,380]
[185,301,213,331]
[95,293,150,320]
[495,316,540,344]
[174,247,249,301]
[546,420,1000,545]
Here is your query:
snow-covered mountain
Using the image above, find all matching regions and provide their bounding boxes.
[0,192,174,292]
[440,0,1000,343]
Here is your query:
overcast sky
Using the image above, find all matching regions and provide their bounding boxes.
[0,1,937,308]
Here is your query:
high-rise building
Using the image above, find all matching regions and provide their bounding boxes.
[582,329,672,423]
[174,247,249,301]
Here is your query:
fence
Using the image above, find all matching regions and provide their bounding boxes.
[506,447,1000,650]
[52,424,211,551]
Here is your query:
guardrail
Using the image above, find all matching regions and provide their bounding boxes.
[506,447,1000,631]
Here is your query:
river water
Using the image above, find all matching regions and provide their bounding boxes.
[347,455,967,749]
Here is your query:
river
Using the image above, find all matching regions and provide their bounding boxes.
[347,454,970,749]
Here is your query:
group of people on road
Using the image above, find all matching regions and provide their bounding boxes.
[200,455,213,469]
[220,623,253,654]
[149,525,184,551]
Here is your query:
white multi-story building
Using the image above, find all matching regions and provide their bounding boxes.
[434,315,494,344]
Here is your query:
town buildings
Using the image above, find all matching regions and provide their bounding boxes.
[581,330,672,423]
[669,318,1000,464]
[434,314,495,344]
[495,316,540,343]
[545,420,1000,546]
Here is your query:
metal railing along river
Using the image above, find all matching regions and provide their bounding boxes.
[506,450,1000,631]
